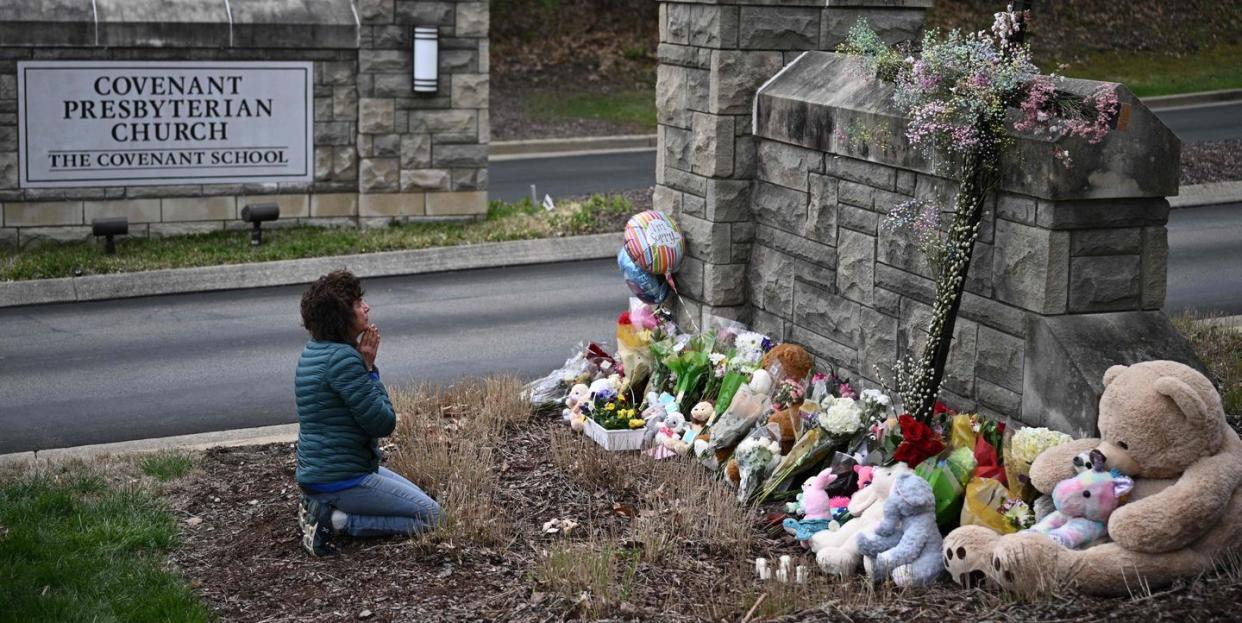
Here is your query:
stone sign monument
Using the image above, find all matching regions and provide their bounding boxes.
[0,0,489,247]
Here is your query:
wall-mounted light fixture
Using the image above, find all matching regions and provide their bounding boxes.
[412,26,439,95]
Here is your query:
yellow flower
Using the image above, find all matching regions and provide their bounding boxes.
[628,418,645,429]
[606,403,616,411]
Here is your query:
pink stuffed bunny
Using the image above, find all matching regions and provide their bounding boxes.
[784,468,840,542]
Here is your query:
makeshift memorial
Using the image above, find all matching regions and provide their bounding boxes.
[812,462,912,577]
[1023,449,1134,549]
[857,473,944,587]
[617,247,670,305]
[732,433,783,503]
[623,210,685,287]
[1005,426,1073,503]
[945,360,1242,596]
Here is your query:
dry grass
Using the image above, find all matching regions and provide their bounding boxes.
[1170,311,1242,428]
[387,375,527,547]
[529,539,641,619]
[549,427,753,563]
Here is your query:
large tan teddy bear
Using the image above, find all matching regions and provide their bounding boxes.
[943,360,1242,596]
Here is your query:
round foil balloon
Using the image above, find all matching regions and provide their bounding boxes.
[623,210,685,276]
[618,247,670,304]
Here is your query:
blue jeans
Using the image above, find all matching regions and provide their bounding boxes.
[305,467,443,537]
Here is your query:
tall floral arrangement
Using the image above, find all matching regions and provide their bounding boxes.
[842,4,1119,422]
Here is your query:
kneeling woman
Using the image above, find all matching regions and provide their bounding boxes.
[295,270,441,556]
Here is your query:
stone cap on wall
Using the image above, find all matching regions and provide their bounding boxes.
[0,0,359,49]
[754,51,1180,200]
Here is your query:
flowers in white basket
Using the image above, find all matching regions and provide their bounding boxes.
[817,396,864,435]
[1009,426,1073,464]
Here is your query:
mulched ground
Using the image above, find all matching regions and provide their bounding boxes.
[165,414,1242,622]
[1182,139,1242,185]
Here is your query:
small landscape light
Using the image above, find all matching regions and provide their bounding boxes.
[241,203,280,246]
[92,216,128,255]
[412,26,439,94]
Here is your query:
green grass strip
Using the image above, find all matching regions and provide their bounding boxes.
[1,195,634,281]
[1050,43,1242,97]
[0,468,210,622]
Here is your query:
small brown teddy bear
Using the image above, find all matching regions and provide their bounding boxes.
[762,343,813,454]
[761,343,814,383]
[943,360,1242,596]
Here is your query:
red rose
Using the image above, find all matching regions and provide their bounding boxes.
[893,414,946,467]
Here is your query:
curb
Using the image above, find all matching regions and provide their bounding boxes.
[1144,88,1242,110]
[0,232,620,309]
[0,424,299,467]
[490,134,657,160]
[1169,181,1242,209]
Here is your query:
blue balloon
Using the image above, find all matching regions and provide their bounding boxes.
[618,247,670,304]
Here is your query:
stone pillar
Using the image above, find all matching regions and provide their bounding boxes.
[749,50,1195,434]
[655,0,930,328]
[355,0,489,224]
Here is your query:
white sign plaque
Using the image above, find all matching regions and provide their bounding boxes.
[17,61,314,188]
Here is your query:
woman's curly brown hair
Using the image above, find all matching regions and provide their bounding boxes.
[300,270,364,343]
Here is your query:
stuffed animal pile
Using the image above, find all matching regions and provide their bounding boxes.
[944,361,1242,596]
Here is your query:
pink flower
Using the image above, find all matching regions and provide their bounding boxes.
[839,383,857,400]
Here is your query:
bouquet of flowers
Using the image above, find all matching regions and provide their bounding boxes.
[1005,426,1073,502]
[893,413,946,468]
[615,310,654,393]
[734,434,782,503]
[666,333,715,412]
[583,388,644,431]
[756,389,872,503]
[712,331,772,422]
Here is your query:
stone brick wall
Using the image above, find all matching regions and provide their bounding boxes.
[659,1,1198,434]
[655,0,930,326]
[0,0,488,248]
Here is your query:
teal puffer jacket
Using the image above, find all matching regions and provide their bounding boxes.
[294,340,396,484]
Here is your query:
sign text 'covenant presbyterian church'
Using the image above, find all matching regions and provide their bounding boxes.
[17,61,313,188]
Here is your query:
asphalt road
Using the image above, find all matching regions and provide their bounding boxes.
[490,150,657,203]
[0,260,628,454]
[1165,202,1242,316]
[1152,101,1242,144]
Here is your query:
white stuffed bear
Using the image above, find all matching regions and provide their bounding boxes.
[563,383,590,431]
[811,462,911,576]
